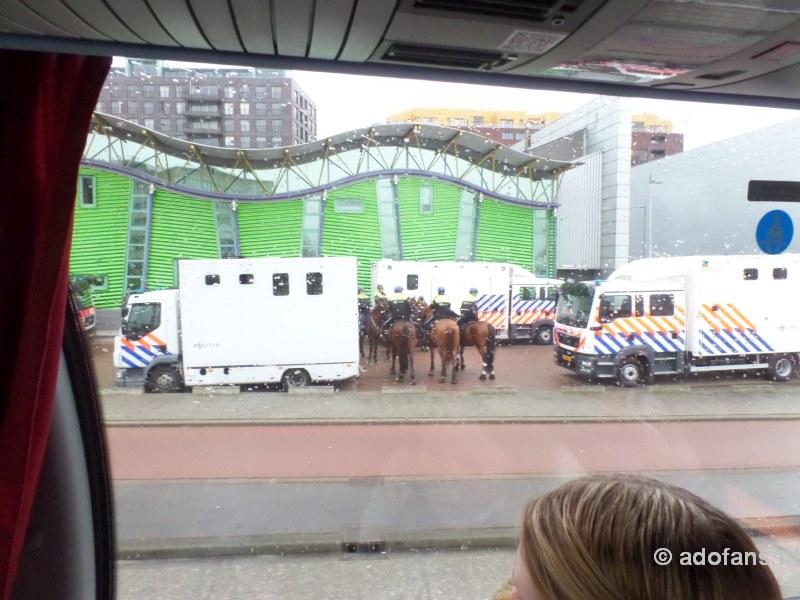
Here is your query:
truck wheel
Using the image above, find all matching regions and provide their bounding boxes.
[767,354,794,382]
[147,365,183,393]
[617,358,644,388]
[534,326,553,345]
[282,368,311,390]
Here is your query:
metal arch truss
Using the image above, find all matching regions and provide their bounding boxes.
[83,114,569,207]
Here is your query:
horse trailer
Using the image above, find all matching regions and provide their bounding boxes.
[113,257,360,392]
[372,259,563,343]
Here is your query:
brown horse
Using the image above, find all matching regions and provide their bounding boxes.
[388,320,416,383]
[459,321,497,380]
[428,318,460,384]
[360,302,388,364]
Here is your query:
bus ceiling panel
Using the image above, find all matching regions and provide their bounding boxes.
[187,0,244,53]
[230,0,275,55]
[307,0,356,60]
[0,13,41,35]
[103,0,180,46]
[689,62,800,103]
[337,0,398,62]
[0,0,100,39]
[507,0,650,74]
[273,0,314,57]
[147,0,213,50]
[61,0,145,44]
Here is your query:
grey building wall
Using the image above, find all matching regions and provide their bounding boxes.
[528,96,633,275]
[630,117,800,259]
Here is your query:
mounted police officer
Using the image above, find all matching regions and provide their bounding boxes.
[382,285,413,340]
[423,286,460,341]
[357,286,371,337]
[457,287,480,335]
[373,283,388,307]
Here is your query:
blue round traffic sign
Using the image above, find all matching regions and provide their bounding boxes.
[756,210,793,255]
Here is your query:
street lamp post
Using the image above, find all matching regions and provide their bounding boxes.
[647,174,663,258]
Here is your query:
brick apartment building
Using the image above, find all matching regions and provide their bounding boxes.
[96,59,317,149]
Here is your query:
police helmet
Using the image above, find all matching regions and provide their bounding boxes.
[470,287,478,294]
[437,286,445,294]
[394,285,403,293]
[377,284,384,290]
[358,287,364,292]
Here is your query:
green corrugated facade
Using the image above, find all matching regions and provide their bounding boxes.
[398,180,460,262]
[72,167,554,307]
[70,169,132,308]
[237,201,304,258]
[147,191,219,290]
[475,200,534,270]
[321,182,382,287]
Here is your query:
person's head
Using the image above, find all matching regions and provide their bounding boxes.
[418,296,424,302]
[394,285,403,293]
[377,284,384,292]
[513,474,780,600]
[470,287,478,295]
[438,286,445,294]
[358,287,364,293]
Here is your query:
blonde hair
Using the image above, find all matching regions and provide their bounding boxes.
[520,474,781,600]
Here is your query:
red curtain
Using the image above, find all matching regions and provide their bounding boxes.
[0,51,110,599]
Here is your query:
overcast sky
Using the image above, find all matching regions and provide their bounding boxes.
[291,69,800,151]
[116,58,800,151]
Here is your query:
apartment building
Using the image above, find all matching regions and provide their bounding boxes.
[96,59,317,149]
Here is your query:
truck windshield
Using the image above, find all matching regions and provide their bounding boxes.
[555,282,595,328]
[123,302,161,340]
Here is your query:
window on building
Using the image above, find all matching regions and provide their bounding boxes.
[241,136,250,148]
[255,137,267,148]
[224,136,235,147]
[501,132,514,140]
[240,102,250,116]
[272,87,282,99]
[256,86,267,98]
[256,120,267,133]
[143,85,154,98]
[271,136,283,147]
[500,119,513,127]
[128,100,138,113]
[420,185,434,214]
[177,118,186,132]
[473,115,484,125]
[143,101,154,115]
[78,175,95,207]
[176,102,185,114]
[127,85,137,98]
[223,103,234,115]
[651,134,667,143]
[255,103,267,116]
[272,102,282,116]
[223,86,235,99]
[774,268,788,280]
[176,86,186,97]
[96,101,105,113]
[334,199,364,213]
[454,192,477,261]
[159,85,170,98]
[144,119,154,129]
[224,121,234,132]
[302,197,322,257]
[240,120,250,132]
[271,119,282,133]
[744,268,759,280]
[159,118,171,131]
[111,101,122,114]
[160,102,170,114]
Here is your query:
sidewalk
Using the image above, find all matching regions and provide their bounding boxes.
[101,383,800,427]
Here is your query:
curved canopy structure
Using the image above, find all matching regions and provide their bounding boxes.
[84,113,577,206]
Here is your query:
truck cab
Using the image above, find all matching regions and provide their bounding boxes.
[113,289,182,390]
[554,279,687,386]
